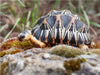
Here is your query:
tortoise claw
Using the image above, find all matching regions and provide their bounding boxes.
[79,44,88,50]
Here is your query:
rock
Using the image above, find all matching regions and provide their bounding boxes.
[0,44,100,75]
[0,47,67,75]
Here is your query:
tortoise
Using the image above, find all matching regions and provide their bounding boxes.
[18,10,91,48]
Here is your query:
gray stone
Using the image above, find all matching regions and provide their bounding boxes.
[0,45,100,75]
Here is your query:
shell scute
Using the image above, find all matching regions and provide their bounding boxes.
[41,30,45,41]
[55,29,60,43]
[70,34,76,44]
[46,16,56,28]
[61,15,72,28]
[34,29,41,40]
[40,23,45,29]
[78,34,83,44]
[37,16,47,25]
[47,31,53,42]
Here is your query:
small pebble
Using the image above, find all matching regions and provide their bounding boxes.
[42,53,51,59]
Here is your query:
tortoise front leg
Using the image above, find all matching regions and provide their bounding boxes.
[30,35,46,48]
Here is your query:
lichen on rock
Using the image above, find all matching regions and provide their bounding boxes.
[51,45,85,58]
[0,62,9,75]
[64,58,86,72]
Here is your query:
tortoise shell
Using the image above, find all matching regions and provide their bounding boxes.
[31,10,91,45]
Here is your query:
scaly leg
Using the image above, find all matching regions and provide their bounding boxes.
[30,35,46,48]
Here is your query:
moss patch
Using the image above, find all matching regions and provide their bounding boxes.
[0,48,23,57]
[51,45,85,58]
[13,40,33,50]
[0,38,34,51]
[64,58,86,74]
[0,62,9,75]
[0,51,7,57]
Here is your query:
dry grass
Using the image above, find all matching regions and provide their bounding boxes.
[0,0,100,43]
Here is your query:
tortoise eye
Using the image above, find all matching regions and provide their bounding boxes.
[20,35,25,38]
[19,35,25,41]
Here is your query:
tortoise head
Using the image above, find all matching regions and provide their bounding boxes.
[18,30,31,41]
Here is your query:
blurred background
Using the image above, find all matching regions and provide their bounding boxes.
[0,0,100,43]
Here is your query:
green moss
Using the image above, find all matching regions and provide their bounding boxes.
[51,46,85,58]
[64,58,86,74]
[14,41,27,47]
[0,48,23,57]
[0,43,13,50]
[0,51,7,57]
[9,48,23,54]
[0,40,33,51]
[87,52,91,55]
[0,62,9,74]
[12,40,33,50]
